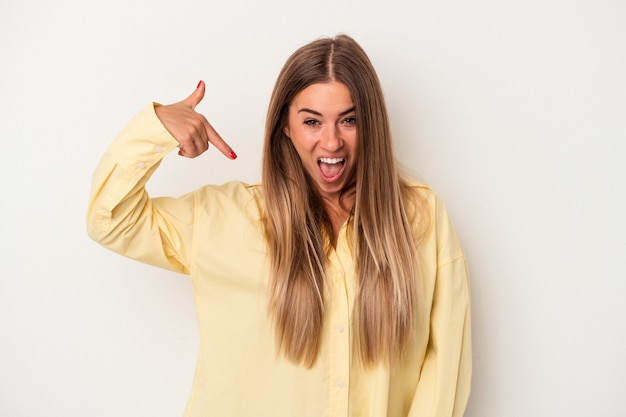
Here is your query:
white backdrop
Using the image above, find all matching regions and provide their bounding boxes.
[1,1,625,416]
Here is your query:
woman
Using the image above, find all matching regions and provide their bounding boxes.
[87,34,471,417]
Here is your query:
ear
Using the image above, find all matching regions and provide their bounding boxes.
[283,125,291,139]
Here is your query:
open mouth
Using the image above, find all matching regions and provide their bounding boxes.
[318,157,346,181]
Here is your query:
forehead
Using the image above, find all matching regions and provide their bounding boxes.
[290,81,353,111]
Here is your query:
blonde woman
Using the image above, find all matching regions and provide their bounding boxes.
[88,34,471,417]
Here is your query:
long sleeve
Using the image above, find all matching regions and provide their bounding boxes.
[408,193,472,417]
[86,103,194,274]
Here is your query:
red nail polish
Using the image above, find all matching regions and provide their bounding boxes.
[229,150,237,159]
[197,80,202,89]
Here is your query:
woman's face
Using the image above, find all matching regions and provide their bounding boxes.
[284,81,358,202]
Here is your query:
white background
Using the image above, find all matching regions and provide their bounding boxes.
[1,1,625,416]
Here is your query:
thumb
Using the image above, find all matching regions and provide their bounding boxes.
[181,80,205,109]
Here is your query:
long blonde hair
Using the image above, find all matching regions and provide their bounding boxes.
[262,34,427,367]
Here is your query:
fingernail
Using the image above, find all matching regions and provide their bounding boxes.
[229,150,237,159]
[197,80,202,89]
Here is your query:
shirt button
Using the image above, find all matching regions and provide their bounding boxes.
[336,380,344,388]
[155,146,163,152]
[337,325,344,333]
[137,162,146,169]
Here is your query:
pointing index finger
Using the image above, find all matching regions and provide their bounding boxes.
[204,121,237,160]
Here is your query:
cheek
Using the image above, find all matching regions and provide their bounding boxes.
[288,131,310,161]
[290,128,316,152]
[344,130,358,151]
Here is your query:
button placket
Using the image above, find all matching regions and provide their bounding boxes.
[327,254,350,416]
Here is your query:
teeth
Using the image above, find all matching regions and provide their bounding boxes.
[319,157,345,164]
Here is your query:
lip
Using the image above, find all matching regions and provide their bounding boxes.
[317,157,347,183]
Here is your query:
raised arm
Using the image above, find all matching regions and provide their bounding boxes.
[86,82,237,274]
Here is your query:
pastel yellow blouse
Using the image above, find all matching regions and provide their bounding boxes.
[87,104,472,417]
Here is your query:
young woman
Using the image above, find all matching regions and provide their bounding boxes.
[87,34,471,417]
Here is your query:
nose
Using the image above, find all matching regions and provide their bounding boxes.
[320,125,343,152]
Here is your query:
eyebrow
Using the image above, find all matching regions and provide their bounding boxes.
[298,107,356,117]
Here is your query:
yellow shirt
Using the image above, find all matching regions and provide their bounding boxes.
[87,104,472,417]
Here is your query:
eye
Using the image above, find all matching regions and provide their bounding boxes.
[304,119,320,126]
[343,116,356,125]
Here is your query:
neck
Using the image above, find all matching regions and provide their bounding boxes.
[322,188,355,246]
